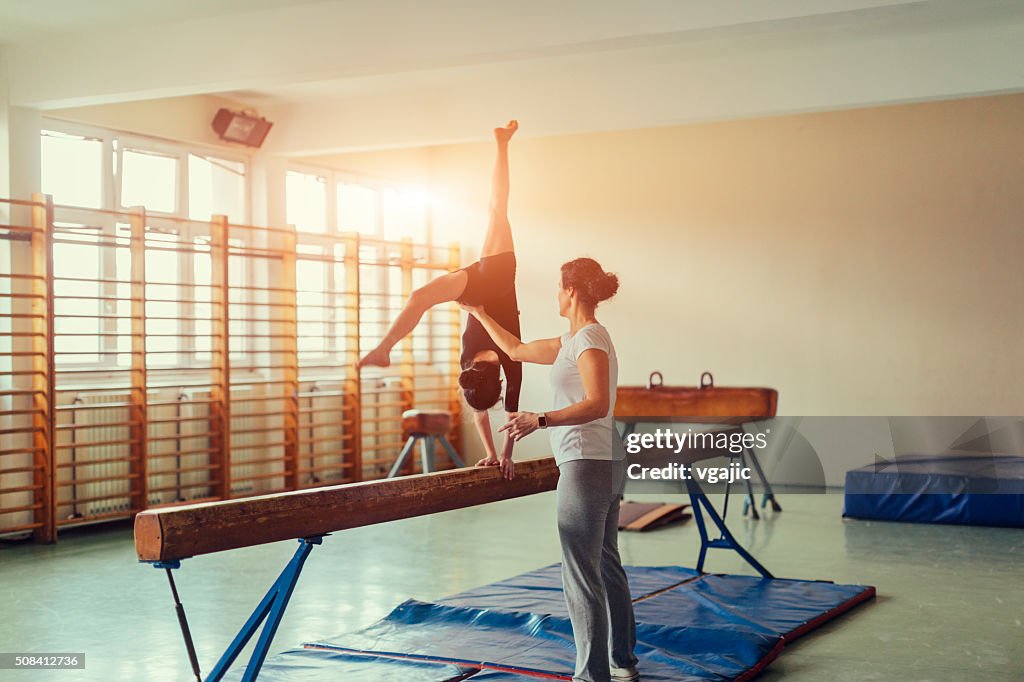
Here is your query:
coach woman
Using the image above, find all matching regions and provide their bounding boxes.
[461,257,639,682]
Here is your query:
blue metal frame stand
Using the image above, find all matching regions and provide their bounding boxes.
[685,476,773,578]
[154,535,324,682]
[619,422,773,579]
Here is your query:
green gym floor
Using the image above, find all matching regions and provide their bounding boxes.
[1,489,1022,681]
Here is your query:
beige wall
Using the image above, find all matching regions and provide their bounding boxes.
[312,94,1024,460]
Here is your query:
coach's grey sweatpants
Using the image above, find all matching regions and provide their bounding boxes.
[557,458,638,682]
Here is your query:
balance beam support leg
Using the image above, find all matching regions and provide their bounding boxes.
[160,563,202,682]
[206,536,323,682]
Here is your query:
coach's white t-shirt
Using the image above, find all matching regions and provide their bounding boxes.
[548,323,624,466]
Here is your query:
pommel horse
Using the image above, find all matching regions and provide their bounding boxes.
[616,371,780,578]
[134,459,559,681]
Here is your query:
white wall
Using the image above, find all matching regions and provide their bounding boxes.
[317,94,1024,463]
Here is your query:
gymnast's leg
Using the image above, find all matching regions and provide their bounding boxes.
[357,121,517,369]
[356,270,467,368]
[480,120,517,258]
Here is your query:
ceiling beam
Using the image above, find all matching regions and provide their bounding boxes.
[259,18,1024,155]
[6,0,928,109]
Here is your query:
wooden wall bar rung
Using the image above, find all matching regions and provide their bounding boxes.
[148,482,220,495]
[231,470,290,482]
[56,420,138,431]
[297,455,355,464]
[0,448,47,456]
[57,510,133,525]
[230,444,288,454]
[148,447,218,459]
[56,456,133,468]
[57,473,140,487]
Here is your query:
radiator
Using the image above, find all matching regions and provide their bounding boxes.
[55,392,133,521]
[147,388,215,505]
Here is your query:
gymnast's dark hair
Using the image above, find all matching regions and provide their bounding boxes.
[459,361,503,411]
[560,257,620,308]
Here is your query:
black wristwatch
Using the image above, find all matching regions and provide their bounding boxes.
[538,413,548,429]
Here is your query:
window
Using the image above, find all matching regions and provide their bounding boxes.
[144,232,182,366]
[285,167,429,242]
[41,131,103,209]
[189,154,247,223]
[296,255,327,355]
[40,121,251,373]
[121,148,178,214]
[286,171,327,233]
[52,231,103,364]
[42,121,250,222]
[382,186,428,243]
[338,183,378,235]
[283,167,434,366]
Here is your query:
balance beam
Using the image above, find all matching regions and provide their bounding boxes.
[135,457,559,563]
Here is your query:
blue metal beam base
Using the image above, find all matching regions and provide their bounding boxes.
[204,536,324,682]
[154,536,324,682]
[618,421,772,578]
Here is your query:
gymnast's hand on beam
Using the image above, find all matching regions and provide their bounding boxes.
[476,454,500,467]
[500,412,541,442]
[498,453,515,480]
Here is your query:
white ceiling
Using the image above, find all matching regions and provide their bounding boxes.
[223,0,1024,106]
[0,0,315,45]
[3,0,1023,153]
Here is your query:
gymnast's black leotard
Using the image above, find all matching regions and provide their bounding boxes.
[457,251,522,412]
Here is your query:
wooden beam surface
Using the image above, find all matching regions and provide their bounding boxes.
[135,457,559,563]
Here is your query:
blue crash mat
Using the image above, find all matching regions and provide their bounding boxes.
[844,454,1024,527]
[306,600,781,681]
[245,647,472,681]
[439,564,700,615]
[233,565,873,681]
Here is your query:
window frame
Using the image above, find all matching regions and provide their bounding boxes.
[41,118,253,379]
[284,163,435,369]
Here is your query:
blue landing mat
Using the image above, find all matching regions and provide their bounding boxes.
[229,565,873,681]
[844,454,1024,527]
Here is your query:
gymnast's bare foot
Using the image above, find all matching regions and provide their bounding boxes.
[356,346,391,369]
[494,119,518,143]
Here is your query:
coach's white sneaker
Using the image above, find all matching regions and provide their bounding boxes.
[610,666,640,681]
